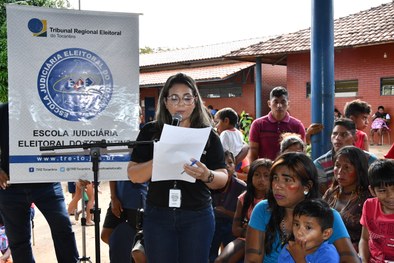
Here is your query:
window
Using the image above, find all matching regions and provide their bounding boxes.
[306,80,358,98]
[198,85,242,98]
[381,77,394,96]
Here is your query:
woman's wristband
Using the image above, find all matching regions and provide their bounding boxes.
[204,170,214,183]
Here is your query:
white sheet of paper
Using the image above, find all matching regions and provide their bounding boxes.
[152,124,212,183]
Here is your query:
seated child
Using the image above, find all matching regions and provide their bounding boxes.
[209,151,246,263]
[214,158,271,263]
[278,199,339,263]
[280,133,306,154]
[214,108,248,172]
[370,106,391,145]
[359,159,394,262]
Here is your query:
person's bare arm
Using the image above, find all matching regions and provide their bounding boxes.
[109,181,122,218]
[359,226,370,263]
[333,237,360,263]
[0,169,9,190]
[363,135,369,151]
[232,199,247,238]
[235,143,249,165]
[248,141,259,164]
[244,226,265,263]
[128,160,153,183]
[305,123,323,145]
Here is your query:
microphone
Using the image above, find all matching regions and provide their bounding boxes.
[171,113,183,126]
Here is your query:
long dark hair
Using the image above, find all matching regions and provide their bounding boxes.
[332,145,369,192]
[264,152,319,255]
[155,73,211,129]
[241,158,272,221]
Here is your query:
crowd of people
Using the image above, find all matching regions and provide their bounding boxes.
[1,73,394,263]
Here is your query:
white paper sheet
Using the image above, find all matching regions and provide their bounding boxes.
[152,124,212,183]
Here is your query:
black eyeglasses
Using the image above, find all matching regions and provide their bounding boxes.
[166,94,196,106]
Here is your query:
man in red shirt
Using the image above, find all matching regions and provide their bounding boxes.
[248,86,306,162]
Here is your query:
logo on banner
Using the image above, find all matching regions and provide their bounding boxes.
[28,18,47,37]
[37,48,113,121]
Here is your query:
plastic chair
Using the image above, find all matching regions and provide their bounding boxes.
[381,128,391,145]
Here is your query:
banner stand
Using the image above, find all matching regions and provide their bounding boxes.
[41,140,153,263]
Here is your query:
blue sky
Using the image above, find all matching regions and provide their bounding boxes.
[69,0,391,49]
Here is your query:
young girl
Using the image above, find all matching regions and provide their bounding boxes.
[214,158,272,263]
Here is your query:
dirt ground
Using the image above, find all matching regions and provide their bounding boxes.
[32,181,112,263]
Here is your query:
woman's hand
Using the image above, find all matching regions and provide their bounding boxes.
[183,159,227,189]
[183,159,210,181]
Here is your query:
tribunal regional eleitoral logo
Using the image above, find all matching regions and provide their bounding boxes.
[37,48,113,121]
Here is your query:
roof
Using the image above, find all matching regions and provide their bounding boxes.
[225,2,394,64]
[140,37,270,68]
[140,62,255,88]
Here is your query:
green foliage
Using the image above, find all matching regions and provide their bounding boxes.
[139,46,154,54]
[0,0,70,102]
[139,46,173,54]
[238,111,254,143]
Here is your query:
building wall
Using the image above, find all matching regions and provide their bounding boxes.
[201,64,286,119]
[140,64,287,121]
[287,43,394,142]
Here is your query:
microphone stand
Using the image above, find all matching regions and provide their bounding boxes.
[40,139,153,263]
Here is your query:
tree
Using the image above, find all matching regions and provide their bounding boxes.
[139,46,173,54]
[0,0,70,102]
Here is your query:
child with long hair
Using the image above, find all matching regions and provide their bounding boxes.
[215,158,272,263]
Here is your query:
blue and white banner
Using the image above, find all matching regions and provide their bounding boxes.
[6,5,140,183]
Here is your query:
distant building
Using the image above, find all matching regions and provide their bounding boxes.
[139,38,286,122]
[226,2,394,142]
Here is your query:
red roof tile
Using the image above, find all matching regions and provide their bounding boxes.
[226,2,394,60]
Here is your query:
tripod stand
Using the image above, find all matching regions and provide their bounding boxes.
[77,185,92,263]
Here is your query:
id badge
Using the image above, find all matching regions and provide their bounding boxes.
[169,189,181,208]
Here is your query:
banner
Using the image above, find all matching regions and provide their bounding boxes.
[6,5,140,183]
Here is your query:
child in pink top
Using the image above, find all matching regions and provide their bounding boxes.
[359,159,394,262]
[214,158,272,263]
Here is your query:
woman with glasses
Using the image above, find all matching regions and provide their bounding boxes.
[128,73,227,263]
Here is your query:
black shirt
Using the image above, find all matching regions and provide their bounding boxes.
[132,122,225,210]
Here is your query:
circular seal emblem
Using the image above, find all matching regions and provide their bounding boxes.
[27,18,44,34]
[37,48,113,121]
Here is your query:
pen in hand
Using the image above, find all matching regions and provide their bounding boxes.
[181,160,197,174]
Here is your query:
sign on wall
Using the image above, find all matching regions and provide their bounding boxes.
[6,5,140,183]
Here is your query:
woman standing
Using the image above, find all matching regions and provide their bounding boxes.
[323,145,371,251]
[245,152,359,263]
[128,73,227,263]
